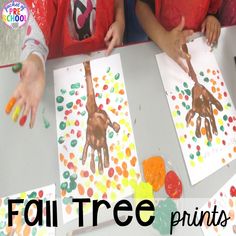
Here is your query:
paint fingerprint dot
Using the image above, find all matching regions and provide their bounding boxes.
[190,154,194,159]
[57,106,64,112]
[207,141,212,147]
[56,96,64,103]
[69,90,75,96]
[175,86,180,92]
[185,89,191,96]
[223,115,228,121]
[177,110,181,116]
[71,83,80,89]
[204,77,209,83]
[115,73,120,80]
[66,102,73,109]
[196,151,200,156]
[183,82,188,88]
[220,125,225,131]
[109,131,114,139]
[63,171,70,179]
[87,188,93,197]
[200,71,204,76]
[172,96,176,100]
[71,139,77,147]
[192,137,197,142]
[59,121,66,130]
[106,67,111,73]
[58,136,65,144]
[103,84,108,90]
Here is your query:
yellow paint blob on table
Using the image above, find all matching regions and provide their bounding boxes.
[218,118,223,126]
[111,192,117,202]
[111,181,117,189]
[190,130,195,136]
[119,119,126,125]
[129,168,136,178]
[179,136,185,143]
[118,151,124,160]
[129,178,138,189]
[0,207,6,217]
[96,182,107,193]
[180,123,185,129]
[129,143,135,150]
[216,137,221,145]
[172,111,178,118]
[122,178,129,187]
[122,134,128,142]
[20,192,27,199]
[224,104,229,110]
[114,83,119,93]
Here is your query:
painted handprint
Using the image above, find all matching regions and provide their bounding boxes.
[82,61,120,174]
[183,44,223,142]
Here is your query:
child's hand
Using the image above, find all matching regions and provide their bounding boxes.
[201,15,221,46]
[160,17,194,73]
[104,20,125,56]
[5,53,45,128]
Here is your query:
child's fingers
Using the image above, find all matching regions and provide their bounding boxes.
[176,16,185,32]
[104,27,113,43]
[29,105,38,129]
[201,20,206,33]
[5,97,17,114]
[106,37,117,56]
[11,98,24,122]
[19,102,30,126]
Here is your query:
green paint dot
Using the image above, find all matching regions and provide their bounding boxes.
[63,197,72,205]
[98,93,102,99]
[67,187,72,193]
[177,110,181,116]
[81,111,86,116]
[69,90,75,96]
[70,181,77,190]
[109,131,114,139]
[196,151,200,156]
[12,62,22,73]
[190,154,194,159]
[70,174,78,181]
[185,89,191,96]
[227,103,231,107]
[66,102,73,109]
[106,67,111,73]
[181,90,185,95]
[56,96,64,103]
[71,139,77,147]
[175,86,180,92]
[220,125,224,131]
[207,141,212,147]
[63,171,70,179]
[186,105,190,110]
[60,89,66,95]
[28,191,37,199]
[58,137,65,144]
[110,87,114,93]
[81,96,86,101]
[57,106,64,112]
[71,83,80,89]
[59,121,66,130]
[204,77,209,83]
[115,73,120,80]
[61,182,68,190]
[4,198,8,205]
[182,102,186,107]
[192,136,197,142]
[43,117,50,129]
[200,71,204,76]
[223,115,228,121]
[183,82,188,88]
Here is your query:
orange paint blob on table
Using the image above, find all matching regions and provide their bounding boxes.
[201,127,206,136]
[130,156,137,166]
[66,204,72,214]
[143,156,166,192]
[213,109,218,115]
[77,184,85,195]
[125,147,131,157]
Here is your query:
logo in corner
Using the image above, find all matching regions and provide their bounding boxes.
[1,0,29,29]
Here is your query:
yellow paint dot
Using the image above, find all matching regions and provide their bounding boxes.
[129,179,138,189]
[111,181,116,189]
[179,136,185,143]
[118,152,124,160]
[218,118,223,126]
[198,156,204,163]
[119,119,126,125]
[115,145,121,152]
[190,160,195,167]
[111,192,117,202]
[38,227,47,236]
[129,143,135,150]
[216,137,221,145]
[20,192,27,199]
[96,182,107,193]
[122,178,129,187]
[175,123,180,129]
[224,104,229,110]
[93,193,99,200]
[172,111,178,118]
[129,168,136,178]
[122,135,128,142]
[180,123,185,129]
[0,208,6,217]
[190,130,194,136]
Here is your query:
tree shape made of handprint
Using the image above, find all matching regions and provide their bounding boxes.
[183,44,223,142]
[82,61,120,175]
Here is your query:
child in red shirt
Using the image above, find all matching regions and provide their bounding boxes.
[136,0,222,72]
[6,0,125,128]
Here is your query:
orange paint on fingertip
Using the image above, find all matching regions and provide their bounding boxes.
[5,97,16,114]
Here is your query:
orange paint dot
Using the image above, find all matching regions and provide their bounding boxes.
[213,109,218,115]
[122,162,127,169]
[201,127,206,135]
[212,70,216,75]
[77,184,85,195]
[234,146,236,153]
[229,198,234,208]
[130,156,137,167]
[73,105,78,110]
[228,153,232,158]
[66,204,72,214]
[114,174,119,181]
[102,75,106,80]
[190,120,195,127]
[93,77,98,82]
[211,86,216,93]
[89,175,94,182]
[123,170,129,178]
[218,93,222,100]
[119,89,125,95]
[222,158,225,164]
[125,148,131,157]
[116,184,122,190]
[110,144,114,152]
[179,94,183,99]
[106,180,111,188]
[217,87,220,92]
[114,158,119,164]
[61,189,66,197]
[175,105,179,110]
[64,160,68,166]
[60,153,64,162]
[207,69,211,74]
[69,153,75,159]
[115,166,123,176]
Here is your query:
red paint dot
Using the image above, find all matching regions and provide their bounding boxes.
[67,162,74,169]
[196,145,200,151]
[108,168,114,178]
[185,95,189,101]
[188,144,191,149]
[38,190,44,198]
[230,186,236,197]
[27,25,32,35]
[118,105,122,110]
[77,130,82,138]
[228,117,233,123]
[223,92,227,97]
[76,99,81,105]
[71,129,75,134]
[220,192,223,197]
[83,171,89,177]
[233,126,236,132]
[65,110,70,116]
[87,188,93,197]
[221,82,224,86]
[34,40,40,45]
[102,193,107,199]
[106,98,110,105]
[103,85,108,90]
[222,140,226,145]
[98,104,103,110]
[64,116,67,120]
[96,93,99,97]
[75,120,80,126]
[172,96,176,100]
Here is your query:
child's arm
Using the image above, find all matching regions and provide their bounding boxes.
[104,0,125,55]
[136,0,194,72]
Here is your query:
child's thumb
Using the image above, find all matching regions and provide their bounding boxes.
[176,16,185,32]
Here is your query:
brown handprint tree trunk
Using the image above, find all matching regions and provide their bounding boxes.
[182,44,223,142]
[82,61,120,174]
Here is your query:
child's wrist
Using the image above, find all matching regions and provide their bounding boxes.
[27,53,45,73]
